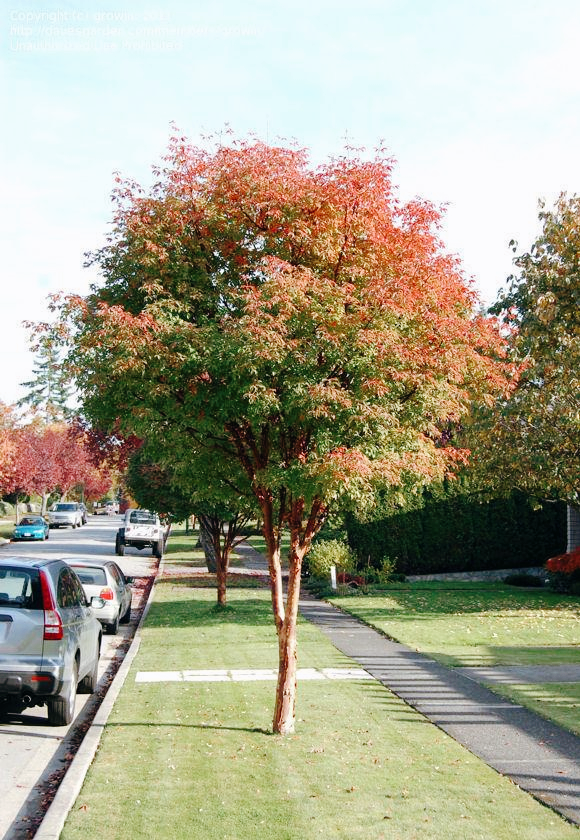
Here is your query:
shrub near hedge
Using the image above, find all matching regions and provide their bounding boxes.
[546,548,580,594]
[345,485,566,577]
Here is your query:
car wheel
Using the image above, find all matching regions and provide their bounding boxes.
[107,613,119,635]
[115,535,125,556]
[120,600,132,623]
[153,539,164,559]
[78,640,100,694]
[44,531,49,540]
[47,661,78,726]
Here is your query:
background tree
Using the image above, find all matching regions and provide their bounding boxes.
[0,403,19,495]
[58,134,515,734]
[18,333,73,422]
[2,420,114,516]
[125,438,256,606]
[468,193,580,513]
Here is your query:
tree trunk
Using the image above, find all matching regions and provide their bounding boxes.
[272,496,311,734]
[260,497,284,631]
[198,514,218,573]
[272,555,303,734]
[216,558,228,607]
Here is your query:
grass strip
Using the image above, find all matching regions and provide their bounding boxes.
[61,583,577,839]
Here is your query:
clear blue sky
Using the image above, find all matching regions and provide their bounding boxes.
[2,0,580,404]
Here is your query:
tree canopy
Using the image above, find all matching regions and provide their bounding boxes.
[57,134,515,733]
[470,193,580,505]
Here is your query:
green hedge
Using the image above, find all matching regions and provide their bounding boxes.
[345,487,566,576]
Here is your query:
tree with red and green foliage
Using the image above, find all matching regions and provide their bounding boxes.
[56,134,516,734]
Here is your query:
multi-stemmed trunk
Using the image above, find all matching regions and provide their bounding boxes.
[271,550,305,734]
[261,496,323,735]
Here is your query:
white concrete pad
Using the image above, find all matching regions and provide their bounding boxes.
[230,669,278,681]
[135,671,183,682]
[183,670,229,682]
[134,667,374,683]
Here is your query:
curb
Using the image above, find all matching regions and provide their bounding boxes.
[34,560,164,840]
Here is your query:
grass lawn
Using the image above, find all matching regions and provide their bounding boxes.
[329,585,580,667]
[60,583,578,840]
[0,522,13,540]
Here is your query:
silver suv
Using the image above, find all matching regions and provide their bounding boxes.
[0,557,104,725]
[115,509,165,559]
[48,502,84,529]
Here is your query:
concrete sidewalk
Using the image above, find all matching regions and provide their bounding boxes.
[299,596,580,825]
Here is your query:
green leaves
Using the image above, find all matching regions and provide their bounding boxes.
[474,193,580,504]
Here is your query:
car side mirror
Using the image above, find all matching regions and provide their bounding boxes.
[124,576,135,584]
[90,596,106,610]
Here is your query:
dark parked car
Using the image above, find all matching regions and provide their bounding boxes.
[0,557,104,725]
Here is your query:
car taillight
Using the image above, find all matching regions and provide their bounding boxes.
[40,570,63,641]
[99,587,114,600]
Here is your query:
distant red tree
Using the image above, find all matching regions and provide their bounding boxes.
[4,421,114,508]
[0,403,20,494]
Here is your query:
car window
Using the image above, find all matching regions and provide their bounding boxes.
[129,511,157,524]
[72,567,107,586]
[19,517,40,525]
[56,503,77,511]
[57,568,85,607]
[109,564,122,584]
[0,568,42,609]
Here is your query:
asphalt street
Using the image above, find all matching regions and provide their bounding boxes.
[0,515,157,840]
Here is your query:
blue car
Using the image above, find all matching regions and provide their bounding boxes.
[12,515,50,541]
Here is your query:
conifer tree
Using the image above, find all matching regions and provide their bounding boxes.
[18,335,73,422]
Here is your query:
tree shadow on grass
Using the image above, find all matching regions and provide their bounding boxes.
[431,645,580,667]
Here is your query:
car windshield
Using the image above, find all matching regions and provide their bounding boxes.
[129,511,156,524]
[55,503,77,511]
[0,567,42,609]
[72,567,107,586]
[18,517,42,526]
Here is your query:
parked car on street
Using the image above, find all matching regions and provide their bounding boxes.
[11,516,50,542]
[68,559,133,635]
[105,502,119,515]
[115,509,165,559]
[0,557,104,725]
[48,502,83,529]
